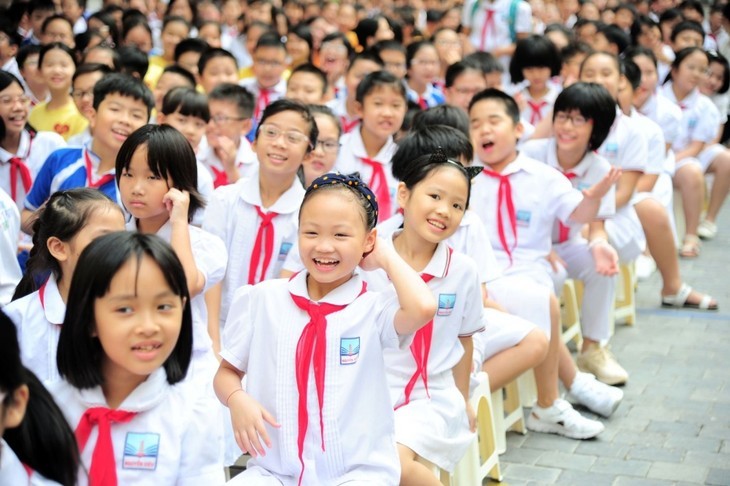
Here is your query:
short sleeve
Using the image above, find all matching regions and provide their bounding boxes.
[373,288,412,350]
[191,229,228,293]
[282,239,305,274]
[459,263,486,337]
[219,285,256,372]
[462,214,502,283]
[618,124,648,172]
[644,122,666,175]
[177,390,225,485]
[201,186,232,243]
[515,1,533,34]
[548,172,583,225]
[462,0,480,28]
[693,99,721,143]
[24,151,59,210]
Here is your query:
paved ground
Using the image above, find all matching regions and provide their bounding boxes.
[490,203,730,485]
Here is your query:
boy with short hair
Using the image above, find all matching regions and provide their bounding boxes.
[326,50,384,134]
[373,40,407,81]
[199,83,257,187]
[467,89,624,438]
[239,32,288,125]
[68,63,113,147]
[198,47,240,94]
[16,45,46,106]
[286,63,327,105]
[175,37,209,77]
[24,0,55,46]
[152,64,196,120]
[0,20,22,81]
[61,0,87,34]
[21,74,154,230]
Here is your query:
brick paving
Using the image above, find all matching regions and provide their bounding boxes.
[489,203,730,485]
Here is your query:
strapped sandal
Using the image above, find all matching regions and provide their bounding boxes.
[661,283,719,311]
[679,235,701,258]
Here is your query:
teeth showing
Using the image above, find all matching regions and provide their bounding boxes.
[112,129,130,136]
[133,344,161,352]
[314,258,338,265]
[269,154,286,161]
[428,219,445,229]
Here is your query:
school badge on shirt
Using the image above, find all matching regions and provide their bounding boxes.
[278,242,292,261]
[516,210,531,228]
[123,432,160,470]
[340,337,360,365]
[437,294,456,316]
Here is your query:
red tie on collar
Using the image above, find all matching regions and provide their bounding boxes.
[7,157,32,202]
[417,96,428,110]
[527,100,548,125]
[289,281,367,486]
[557,172,578,243]
[479,9,496,51]
[395,273,436,411]
[678,102,687,111]
[482,168,517,263]
[255,88,271,120]
[210,166,229,188]
[360,157,391,221]
[74,407,137,486]
[84,150,114,189]
[340,116,359,134]
[248,206,279,285]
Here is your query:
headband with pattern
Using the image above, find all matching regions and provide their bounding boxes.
[306,172,379,220]
[428,147,483,180]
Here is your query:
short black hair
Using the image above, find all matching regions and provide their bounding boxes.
[665,46,709,84]
[161,86,210,121]
[405,40,436,70]
[307,104,341,138]
[355,70,407,103]
[28,0,55,16]
[614,2,638,17]
[552,82,616,150]
[373,39,407,56]
[598,24,632,53]
[160,64,196,88]
[445,60,483,88]
[659,7,684,25]
[678,0,704,19]
[624,45,658,68]
[92,72,154,117]
[393,125,473,181]
[289,63,328,94]
[72,62,113,84]
[509,35,561,83]
[0,18,22,47]
[256,99,318,152]
[630,15,659,45]
[57,232,193,388]
[255,31,286,53]
[116,124,204,219]
[670,20,705,43]
[621,57,642,90]
[469,88,520,124]
[198,47,238,74]
[287,23,313,62]
[16,44,42,71]
[162,14,191,32]
[411,105,470,137]
[208,83,255,119]
[346,49,384,73]
[40,13,74,35]
[707,51,730,94]
[117,45,149,79]
[560,41,593,63]
[39,42,77,69]
[174,37,209,61]
[464,51,504,74]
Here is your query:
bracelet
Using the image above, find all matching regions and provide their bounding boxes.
[226,388,244,406]
[588,237,608,249]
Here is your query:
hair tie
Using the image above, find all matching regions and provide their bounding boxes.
[307,172,379,220]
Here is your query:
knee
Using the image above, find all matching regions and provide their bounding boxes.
[676,164,704,188]
[523,329,549,365]
[712,152,730,176]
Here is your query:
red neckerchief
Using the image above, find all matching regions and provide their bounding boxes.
[557,172,578,243]
[482,168,517,263]
[248,206,279,284]
[85,150,114,188]
[360,157,391,221]
[75,407,137,486]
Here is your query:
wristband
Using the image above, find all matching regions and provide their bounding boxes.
[226,388,244,406]
[588,237,608,249]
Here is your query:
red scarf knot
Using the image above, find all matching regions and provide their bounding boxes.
[248,206,279,285]
[360,157,391,221]
[482,168,517,263]
[527,100,548,125]
[7,156,32,202]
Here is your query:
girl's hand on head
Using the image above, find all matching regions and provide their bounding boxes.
[358,237,392,272]
[228,391,280,458]
[590,239,619,276]
[163,188,190,223]
[582,166,622,200]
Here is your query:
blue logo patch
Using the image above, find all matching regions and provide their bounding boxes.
[577,182,591,191]
[689,117,698,129]
[438,293,456,316]
[122,432,160,471]
[278,242,293,261]
[340,337,360,365]
[604,142,619,160]
[516,210,531,227]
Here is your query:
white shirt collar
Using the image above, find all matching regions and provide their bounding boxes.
[0,130,31,163]
[386,230,452,279]
[287,270,367,305]
[238,169,305,213]
[350,128,395,163]
[75,368,170,412]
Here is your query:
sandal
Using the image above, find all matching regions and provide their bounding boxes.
[679,235,701,258]
[661,283,719,311]
[698,220,718,240]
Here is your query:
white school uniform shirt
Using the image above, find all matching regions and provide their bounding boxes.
[661,82,721,152]
[125,220,227,355]
[334,128,399,220]
[66,127,92,147]
[49,369,225,486]
[3,274,65,384]
[239,77,287,121]
[202,171,304,326]
[519,83,561,125]
[378,210,502,284]
[0,188,21,305]
[469,152,583,271]
[0,130,66,208]
[710,92,730,124]
[638,92,682,148]
[2,57,22,81]
[197,135,258,187]
[596,107,648,173]
[325,96,360,134]
[629,108,666,175]
[220,271,404,484]
[461,0,532,60]
[521,138,615,242]
[0,438,60,486]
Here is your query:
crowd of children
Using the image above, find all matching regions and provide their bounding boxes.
[0,0,727,483]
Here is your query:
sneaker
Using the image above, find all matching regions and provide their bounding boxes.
[566,372,624,418]
[635,254,656,281]
[526,398,604,439]
[698,220,718,240]
[577,344,629,386]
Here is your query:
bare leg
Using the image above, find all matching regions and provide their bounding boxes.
[482,329,548,392]
[398,444,442,486]
[534,295,561,408]
[673,163,704,237]
[705,152,730,223]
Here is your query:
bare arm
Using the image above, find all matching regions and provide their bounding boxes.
[615,170,641,209]
[454,336,476,432]
[166,189,206,296]
[205,283,223,357]
[675,140,705,162]
[569,167,622,223]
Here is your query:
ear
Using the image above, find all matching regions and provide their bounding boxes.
[2,385,29,430]
[514,120,525,140]
[241,118,253,136]
[156,112,166,124]
[396,181,410,209]
[88,105,98,132]
[363,227,377,254]
[354,100,364,118]
[47,236,71,263]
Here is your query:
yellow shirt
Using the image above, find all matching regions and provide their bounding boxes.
[144,56,171,89]
[28,99,88,141]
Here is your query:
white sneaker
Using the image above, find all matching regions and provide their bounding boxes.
[566,372,624,418]
[526,399,604,439]
[577,344,629,386]
[698,220,718,240]
[635,254,656,281]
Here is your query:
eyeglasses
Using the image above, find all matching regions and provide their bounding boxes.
[259,124,310,146]
[314,139,339,153]
[384,62,406,71]
[255,59,284,68]
[0,95,31,107]
[210,114,245,124]
[72,90,94,100]
[413,59,440,67]
[554,112,591,127]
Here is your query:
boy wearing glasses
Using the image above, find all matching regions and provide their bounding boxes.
[200,83,257,187]
[67,63,113,147]
[239,33,288,129]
